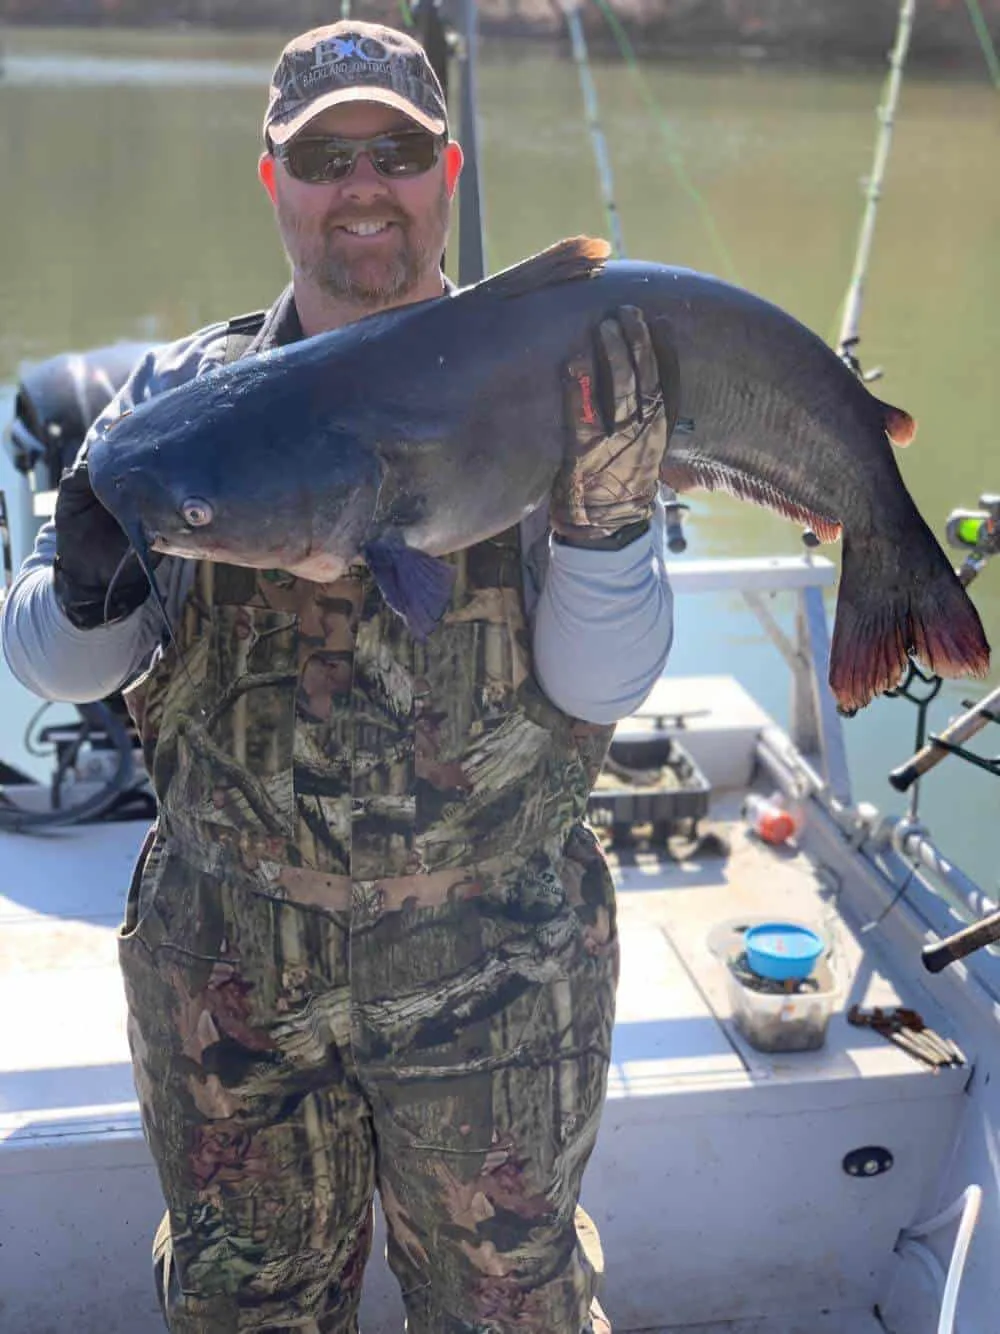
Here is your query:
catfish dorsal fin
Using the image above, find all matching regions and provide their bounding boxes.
[471,237,611,300]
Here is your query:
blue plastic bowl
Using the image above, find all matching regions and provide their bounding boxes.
[743,923,824,982]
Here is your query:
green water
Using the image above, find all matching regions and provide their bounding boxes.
[1,26,997,890]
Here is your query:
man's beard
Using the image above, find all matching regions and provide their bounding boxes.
[280,184,450,309]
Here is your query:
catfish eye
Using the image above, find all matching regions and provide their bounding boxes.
[181,497,214,528]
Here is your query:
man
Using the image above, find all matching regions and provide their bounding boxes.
[1,21,673,1334]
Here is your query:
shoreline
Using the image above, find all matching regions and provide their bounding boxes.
[2,1,999,74]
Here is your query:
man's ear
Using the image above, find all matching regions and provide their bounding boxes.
[444,141,464,198]
[258,153,278,204]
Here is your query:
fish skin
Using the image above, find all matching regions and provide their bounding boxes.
[88,237,990,713]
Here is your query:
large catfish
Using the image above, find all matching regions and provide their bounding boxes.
[88,236,989,714]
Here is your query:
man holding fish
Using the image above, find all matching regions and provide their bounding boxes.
[1,21,677,1334]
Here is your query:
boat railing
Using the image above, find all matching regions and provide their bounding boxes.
[665,550,850,802]
[666,548,1000,1000]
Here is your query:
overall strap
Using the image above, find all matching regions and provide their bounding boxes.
[221,308,267,365]
[222,285,303,364]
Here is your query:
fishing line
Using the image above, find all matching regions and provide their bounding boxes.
[23,701,59,759]
[108,532,202,706]
[102,546,139,628]
[589,0,739,283]
[560,0,626,258]
[964,0,1000,90]
[0,490,11,595]
[557,24,692,552]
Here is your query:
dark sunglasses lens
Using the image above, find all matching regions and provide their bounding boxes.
[281,133,442,182]
[285,140,353,182]
[371,134,440,177]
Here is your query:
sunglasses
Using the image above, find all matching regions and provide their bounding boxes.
[272,129,445,185]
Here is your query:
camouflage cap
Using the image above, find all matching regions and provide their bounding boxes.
[264,21,449,146]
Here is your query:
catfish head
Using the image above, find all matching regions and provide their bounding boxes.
[88,390,381,580]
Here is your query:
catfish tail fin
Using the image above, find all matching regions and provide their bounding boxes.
[829,533,990,715]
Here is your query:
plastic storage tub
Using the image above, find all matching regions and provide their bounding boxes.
[726,953,838,1053]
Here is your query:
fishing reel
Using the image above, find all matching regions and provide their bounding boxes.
[944,493,1000,588]
[658,483,689,553]
[945,493,1000,553]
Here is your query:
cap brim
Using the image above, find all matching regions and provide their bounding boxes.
[268,87,446,145]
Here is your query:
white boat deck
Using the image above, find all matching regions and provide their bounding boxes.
[0,677,976,1332]
[653,1317,885,1334]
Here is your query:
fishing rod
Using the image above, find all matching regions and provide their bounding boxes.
[888,492,1000,794]
[835,0,916,378]
[891,684,1000,792]
[879,492,999,973]
[833,0,996,804]
[922,900,1000,974]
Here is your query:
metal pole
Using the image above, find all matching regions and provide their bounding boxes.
[891,821,998,921]
[456,0,486,284]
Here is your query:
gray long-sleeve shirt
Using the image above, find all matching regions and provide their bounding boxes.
[1,312,673,725]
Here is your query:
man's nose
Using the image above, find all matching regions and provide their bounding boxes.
[342,151,390,199]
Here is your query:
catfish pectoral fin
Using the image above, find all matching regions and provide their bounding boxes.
[363,533,456,641]
[829,533,991,715]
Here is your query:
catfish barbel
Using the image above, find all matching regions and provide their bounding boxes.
[88,236,990,714]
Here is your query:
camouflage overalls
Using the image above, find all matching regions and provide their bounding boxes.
[117,294,620,1334]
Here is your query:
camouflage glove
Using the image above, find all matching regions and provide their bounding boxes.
[551,305,672,549]
[53,456,159,630]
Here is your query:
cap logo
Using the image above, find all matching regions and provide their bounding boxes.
[314,34,388,65]
[298,32,401,93]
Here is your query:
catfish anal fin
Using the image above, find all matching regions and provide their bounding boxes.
[364,533,456,640]
[660,454,842,543]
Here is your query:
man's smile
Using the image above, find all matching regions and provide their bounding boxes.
[336,219,399,239]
